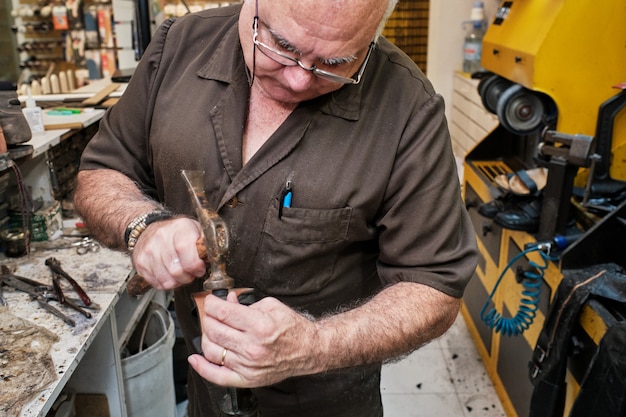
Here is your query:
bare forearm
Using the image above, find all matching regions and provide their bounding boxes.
[313,282,460,371]
[189,280,461,388]
[74,169,163,250]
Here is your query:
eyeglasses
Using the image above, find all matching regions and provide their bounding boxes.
[251,16,374,85]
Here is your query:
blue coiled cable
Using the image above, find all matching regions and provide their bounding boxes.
[480,246,557,337]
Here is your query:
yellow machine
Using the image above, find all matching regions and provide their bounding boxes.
[483,1,625,147]
[461,1,626,417]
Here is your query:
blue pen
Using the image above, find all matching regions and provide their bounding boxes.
[283,191,292,208]
[283,179,293,207]
[279,180,293,219]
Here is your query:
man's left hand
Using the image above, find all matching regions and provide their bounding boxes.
[188,291,320,388]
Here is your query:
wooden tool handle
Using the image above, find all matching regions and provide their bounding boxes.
[126,238,208,297]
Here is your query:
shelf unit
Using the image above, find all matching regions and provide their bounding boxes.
[449,71,498,159]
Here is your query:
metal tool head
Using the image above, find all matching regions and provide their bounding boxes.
[180,170,234,291]
[1,275,39,297]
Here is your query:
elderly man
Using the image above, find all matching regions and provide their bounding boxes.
[74,0,477,415]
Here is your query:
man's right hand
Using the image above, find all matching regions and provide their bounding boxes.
[75,170,208,292]
[130,216,207,290]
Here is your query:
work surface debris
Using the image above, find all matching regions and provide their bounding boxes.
[0,306,59,417]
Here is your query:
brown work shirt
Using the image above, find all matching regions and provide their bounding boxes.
[80,5,477,417]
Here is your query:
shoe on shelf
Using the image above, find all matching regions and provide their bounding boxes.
[493,197,542,232]
[478,193,532,219]
[494,167,548,196]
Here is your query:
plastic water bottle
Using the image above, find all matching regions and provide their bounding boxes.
[463,2,487,74]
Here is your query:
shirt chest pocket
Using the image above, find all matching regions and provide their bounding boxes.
[253,199,352,296]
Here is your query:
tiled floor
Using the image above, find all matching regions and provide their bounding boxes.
[381,313,506,417]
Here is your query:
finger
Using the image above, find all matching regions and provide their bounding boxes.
[135,219,204,289]
[172,222,206,277]
[227,290,239,304]
[136,247,194,290]
[195,299,255,375]
[198,297,246,350]
[159,255,196,288]
[203,293,257,332]
[188,354,247,388]
[200,337,233,367]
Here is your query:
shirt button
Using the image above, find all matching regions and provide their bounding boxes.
[225,197,238,208]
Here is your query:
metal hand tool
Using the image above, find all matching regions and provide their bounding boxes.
[124,170,257,415]
[1,272,76,326]
[70,237,101,255]
[181,170,257,417]
[50,273,92,318]
[44,257,92,307]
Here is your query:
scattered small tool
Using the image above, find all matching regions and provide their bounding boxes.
[1,264,98,326]
[50,274,92,319]
[66,237,101,255]
[1,268,76,326]
[45,257,92,307]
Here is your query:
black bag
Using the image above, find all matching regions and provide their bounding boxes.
[528,263,626,417]
[568,322,626,417]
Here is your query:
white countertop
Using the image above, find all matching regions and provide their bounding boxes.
[1,242,133,417]
[18,78,127,104]
[20,108,105,158]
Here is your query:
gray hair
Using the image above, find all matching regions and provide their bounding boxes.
[375,0,399,40]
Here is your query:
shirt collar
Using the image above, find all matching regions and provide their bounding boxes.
[196,22,247,86]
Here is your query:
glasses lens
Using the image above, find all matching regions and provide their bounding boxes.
[253,22,368,85]
[255,42,298,67]
[313,70,355,85]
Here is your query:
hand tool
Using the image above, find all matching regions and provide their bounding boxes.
[1,272,76,326]
[50,273,92,318]
[182,170,257,417]
[124,170,257,415]
[125,170,238,297]
[69,237,101,254]
[38,236,102,254]
[1,264,97,323]
[44,257,92,306]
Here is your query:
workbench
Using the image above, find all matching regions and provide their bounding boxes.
[0,79,176,416]
[1,240,168,417]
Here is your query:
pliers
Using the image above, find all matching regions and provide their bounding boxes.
[1,264,96,326]
[45,257,93,319]
[0,270,77,326]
